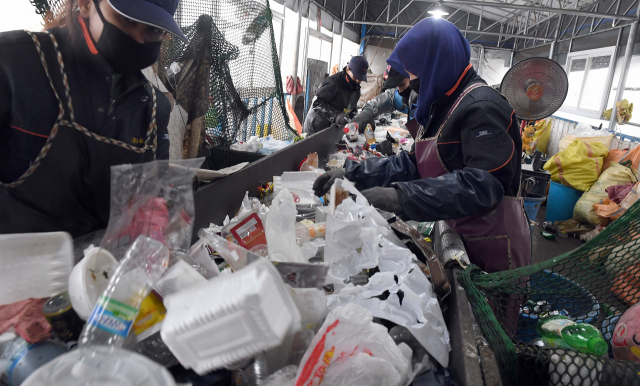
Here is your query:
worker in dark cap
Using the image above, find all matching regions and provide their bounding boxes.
[0,0,187,237]
[303,56,369,134]
[350,65,418,135]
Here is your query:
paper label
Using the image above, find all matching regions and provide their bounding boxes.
[542,318,575,337]
[88,296,138,337]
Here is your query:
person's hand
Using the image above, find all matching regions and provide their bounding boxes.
[361,187,402,213]
[334,113,349,126]
[313,169,346,196]
[351,108,375,133]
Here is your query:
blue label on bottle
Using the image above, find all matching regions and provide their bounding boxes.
[87,296,137,337]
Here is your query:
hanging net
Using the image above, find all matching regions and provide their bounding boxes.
[460,200,640,386]
[30,0,296,154]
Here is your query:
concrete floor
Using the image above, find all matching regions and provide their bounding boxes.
[530,203,583,265]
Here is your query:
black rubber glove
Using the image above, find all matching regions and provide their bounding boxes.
[361,187,403,213]
[334,113,349,127]
[351,108,375,133]
[313,169,346,197]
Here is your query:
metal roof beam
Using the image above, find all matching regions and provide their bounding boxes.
[413,0,637,21]
[345,19,555,40]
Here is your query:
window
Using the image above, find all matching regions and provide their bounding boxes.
[271,11,284,65]
[561,47,615,118]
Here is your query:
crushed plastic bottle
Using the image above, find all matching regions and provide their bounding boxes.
[0,334,67,386]
[79,236,170,348]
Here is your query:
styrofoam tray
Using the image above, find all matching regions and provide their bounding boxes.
[160,259,301,374]
[0,232,73,305]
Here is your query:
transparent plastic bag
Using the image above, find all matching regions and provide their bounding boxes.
[99,159,204,261]
[266,189,308,263]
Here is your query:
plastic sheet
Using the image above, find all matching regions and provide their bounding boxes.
[327,267,450,368]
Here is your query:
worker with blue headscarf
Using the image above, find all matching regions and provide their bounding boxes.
[313,18,530,273]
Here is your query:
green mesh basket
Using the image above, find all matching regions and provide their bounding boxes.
[460,200,640,386]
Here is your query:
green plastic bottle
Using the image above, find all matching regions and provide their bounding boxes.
[537,315,608,356]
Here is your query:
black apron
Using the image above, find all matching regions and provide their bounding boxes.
[0,31,157,238]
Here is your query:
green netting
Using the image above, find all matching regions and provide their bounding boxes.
[460,200,640,386]
[31,0,296,152]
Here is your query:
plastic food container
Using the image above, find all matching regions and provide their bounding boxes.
[0,232,73,306]
[68,247,118,320]
[160,259,301,374]
[21,346,175,386]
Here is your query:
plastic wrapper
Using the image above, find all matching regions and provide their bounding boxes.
[99,159,203,261]
[263,365,298,386]
[266,189,309,263]
[294,303,411,386]
[299,153,325,176]
[198,228,260,271]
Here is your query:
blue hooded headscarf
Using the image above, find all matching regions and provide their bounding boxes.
[387,18,471,126]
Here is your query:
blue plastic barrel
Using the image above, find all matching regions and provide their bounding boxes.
[545,181,583,223]
[523,194,546,222]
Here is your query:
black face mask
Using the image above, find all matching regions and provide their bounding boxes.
[398,86,412,98]
[409,78,421,92]
[92,1,162,74]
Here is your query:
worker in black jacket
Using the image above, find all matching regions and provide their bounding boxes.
[303,56,369,134]
[314,19,530,273]
[0,0,186,237]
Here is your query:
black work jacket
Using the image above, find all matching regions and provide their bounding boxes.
[0,27,171,184]
[306,68,361,132]
[345,67,523,221]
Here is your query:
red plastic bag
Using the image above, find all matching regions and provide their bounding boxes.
[286,75,304,95]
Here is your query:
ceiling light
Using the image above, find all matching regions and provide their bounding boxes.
[428,5,449,18]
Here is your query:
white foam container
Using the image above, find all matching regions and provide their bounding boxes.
[160,259,301,374]
[0,232,73,305]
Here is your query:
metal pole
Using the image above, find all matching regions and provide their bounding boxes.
[291,0,304,103]
[338,0,346,68]
[344,19,555,41]
[609,16,639,131]
[602,28,624,115]
[396,0,400,37]
[510,48,516,67]
[477,45,485,76]
[478,7,483,30]
[549,15,562,60]
[412,0,636,21]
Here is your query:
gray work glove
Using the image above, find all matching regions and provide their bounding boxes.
[361,187,403,213]
[351,108,375,133]
[313,169,346,197]
[334,113,349,127]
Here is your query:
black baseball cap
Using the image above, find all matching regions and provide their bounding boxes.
[382,65,408,91]
[348,56,369,82]
[107,0,188,43]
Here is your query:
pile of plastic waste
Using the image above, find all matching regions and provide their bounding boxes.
[0,157,452,386]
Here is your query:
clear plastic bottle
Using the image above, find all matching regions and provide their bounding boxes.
[79,236,170,348]
[364,124,376,145]
[343,122,359,141]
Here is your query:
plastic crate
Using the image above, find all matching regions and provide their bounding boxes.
[206,146,265,171]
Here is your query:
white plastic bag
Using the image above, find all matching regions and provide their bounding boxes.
[294,303,411,386]
[327,267,450,368]
[266,189,308,263]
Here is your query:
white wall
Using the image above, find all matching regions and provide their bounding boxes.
[363,45,393,75]
[0,2,43,32]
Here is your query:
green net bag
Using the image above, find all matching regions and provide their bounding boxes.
[460,200,640,386]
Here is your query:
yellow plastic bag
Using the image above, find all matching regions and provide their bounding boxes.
[573,163,638,225]
[558,134,614,152]
[544,139,609,191]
